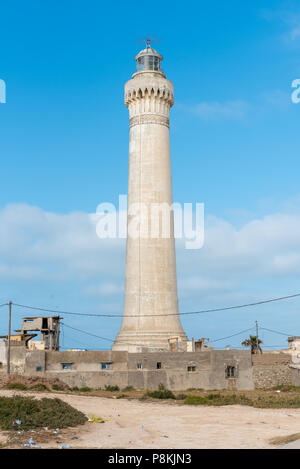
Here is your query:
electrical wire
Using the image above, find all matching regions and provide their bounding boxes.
[52,322,291,352]
[62,322,175,349]
[210,327,255,343]
[61,323,114,343]
[11,292,300,319]
[260,327,294,337]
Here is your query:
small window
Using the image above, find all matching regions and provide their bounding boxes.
[61,363,72,370]
[101,363,111,370]
[36,366,42,372]
[156,362,162,369]
[187,366,196,372]
[137,363,142,369]
[226,366,236,378]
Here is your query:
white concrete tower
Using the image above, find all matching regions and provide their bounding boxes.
[113,44,187,352]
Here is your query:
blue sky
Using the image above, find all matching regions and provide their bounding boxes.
[0,0,300,350]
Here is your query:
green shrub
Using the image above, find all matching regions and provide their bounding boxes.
[271,385,300,392]
[184,393,252,406]
[79,387,92,392]
[105,385,120,392]
[7,382,28,391]
[72,386,80,392]
[122,386,134,392]
[254,396,300,408]
[175,393,188,400]
[207,393,222,400]
[30,384,50,392]
[147,384,175,400]
[0,395,87,430]
[52,384,65,391]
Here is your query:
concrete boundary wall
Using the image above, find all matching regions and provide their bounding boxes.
[6,346,298,390]
[4,348,254,391]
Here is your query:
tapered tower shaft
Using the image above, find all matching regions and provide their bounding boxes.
[113,46,187,351]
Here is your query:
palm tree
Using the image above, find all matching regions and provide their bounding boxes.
[241,335,263,354]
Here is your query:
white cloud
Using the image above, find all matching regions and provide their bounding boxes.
[191,100,249,120]
[0,203,126,299]
[186,89,292,122]
[84,282,123,296]
[1,203,300,313]
[260,7,300,44]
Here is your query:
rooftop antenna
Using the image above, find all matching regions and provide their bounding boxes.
[135,34,160,49]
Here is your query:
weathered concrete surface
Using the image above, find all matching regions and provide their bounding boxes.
[2,347,254,390]
[252,353,292,388]
[8,344,26,374]
[10,346,300,391]
[0,341,6,369]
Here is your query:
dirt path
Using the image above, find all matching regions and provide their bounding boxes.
[1,390,300,449]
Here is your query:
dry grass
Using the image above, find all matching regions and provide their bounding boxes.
[61,385,300,409]
[5,379,300,409]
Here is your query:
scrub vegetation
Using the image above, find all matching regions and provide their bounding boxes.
[0,395,87,431]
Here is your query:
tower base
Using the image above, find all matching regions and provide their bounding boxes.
[112,330,188,353]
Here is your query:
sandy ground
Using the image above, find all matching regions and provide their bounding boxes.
[1,390,300,449]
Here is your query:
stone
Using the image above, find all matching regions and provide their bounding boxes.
[113,46,187,352]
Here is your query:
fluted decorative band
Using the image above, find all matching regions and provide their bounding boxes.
[130,114,169,128]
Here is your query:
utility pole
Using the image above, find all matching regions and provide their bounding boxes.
[255,320,259,354]
[7,301,12,374]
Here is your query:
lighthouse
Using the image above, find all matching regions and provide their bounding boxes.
[112,43,187,351]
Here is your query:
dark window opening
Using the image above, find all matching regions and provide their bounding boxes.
[137,363,142,369]
[226,366,236,378]
[36,366,42,372]
[61,363,72,370]
[156,362,162,369]
[42,317,48,329]
[187,366,196,372]
[101,363,111,370]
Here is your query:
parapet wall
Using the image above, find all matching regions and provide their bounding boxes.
[3,346,296,390]
[21,349,253,391]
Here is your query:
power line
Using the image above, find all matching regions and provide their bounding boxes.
[0,303,8,308]
[11,292,300,319]
[210,327,254,343]
[61,331,100,350]
[262,345,287,348]
[260,327,293,337]
[62,322,167,349]
[58,321,292,352]
[61,323,114,343]
[61,322,286,350]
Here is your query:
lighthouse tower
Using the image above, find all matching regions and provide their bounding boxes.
[112,43,187,352]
